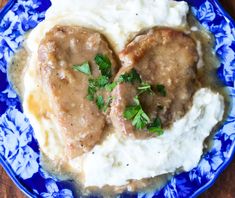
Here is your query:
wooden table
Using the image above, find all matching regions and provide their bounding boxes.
[0,0,234,197]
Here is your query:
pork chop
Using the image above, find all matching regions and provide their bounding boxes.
[111,28,199,136]
[38,25,119,158]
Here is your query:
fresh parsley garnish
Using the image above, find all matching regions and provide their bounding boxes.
[96,76,109,87]
[138,82,153,95]
[86,76,109,101]
[72,62,91,75]
[123,105,140,120]
[147,117,164,135]
[81,54,115,110]
[96,95,112,112]
[87,79,97,101]
[156,84,167,97]
[133,95,140,105]
[96,95,105,110]
[124,96,164,133]
[118,69,141,84]
[132,109,150,129]
[123,96,150,129]
[95,54,112,78]
[87,94,94,101]
[103,96,112,112]
[129,69,141,83]
[105,82,117,92]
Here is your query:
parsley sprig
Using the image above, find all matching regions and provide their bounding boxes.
[86,75,113,101]
[96,95,105,110]
[96,95,112,112]
[72,62,91,75]
[147,117,164,135]
[96,76,109,87]
[87,79,97,101]
[156,84,167,97]
[118,69,141,84]
[103,96,112,112]
[124,96,150,130]
[95,54,112,78]
[72,54,114,111]
[137,82,154,95]
[105,82,117,92]
[124,96,164,135]
[72,54,167,123]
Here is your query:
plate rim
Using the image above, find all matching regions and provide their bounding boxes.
[0,2,38,197]
[191,1,235,196]
[0,0,234,197]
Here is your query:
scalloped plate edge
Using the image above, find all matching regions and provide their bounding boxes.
[0,0,234,198]
[0,0,39,197]
[191,1,235,196]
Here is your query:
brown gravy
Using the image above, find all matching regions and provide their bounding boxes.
[8,13,229,197]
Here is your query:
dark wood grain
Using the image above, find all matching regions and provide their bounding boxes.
[220,0,235,19]
[0,0,234,198]
[0,167,26,198]
[0,0,7,8]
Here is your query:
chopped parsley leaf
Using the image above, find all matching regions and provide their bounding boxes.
[95,95,113,112]
[128,69,141,83]
[103,96,112,112]
[94,54,112,78]
[148,117,164,135]
[96,95,105,110]
[86,76,109,101]
[118,69,141,84]
[156,84,167,97]
[123,96,150,130]
[133,95,140,105]
[132,109,150,129]
[87,94,94,101]
[118,74,128,83]
[72,62,91,75]
[138,82,153,95]
[105,82,117,92]
[96,76,109,87]
[123,105,140,120]
[87,79,97,101]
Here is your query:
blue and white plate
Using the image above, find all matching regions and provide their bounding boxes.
[0,0,234,197]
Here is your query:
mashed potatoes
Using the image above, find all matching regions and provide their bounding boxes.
[78,88,224,187]
[26,0,189,52]
[21,0,224,190]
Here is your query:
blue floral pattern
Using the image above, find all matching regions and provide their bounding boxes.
[41,179,73,198]
[0,107,38,179]
[0,0,234,197]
